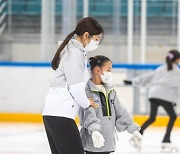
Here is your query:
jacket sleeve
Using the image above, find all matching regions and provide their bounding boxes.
[81,107,101,134]
[69,82,90,108]
[113,91,140,133]
[63,48,90,108]
[132,71,154,87]
[79,85,101,134]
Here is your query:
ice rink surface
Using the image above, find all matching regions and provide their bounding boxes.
[0,123,179,154]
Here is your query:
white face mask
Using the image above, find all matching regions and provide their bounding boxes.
[100,71,112,83]
[85,39,99,51]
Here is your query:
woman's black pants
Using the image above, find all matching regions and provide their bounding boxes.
[43,116,84,154]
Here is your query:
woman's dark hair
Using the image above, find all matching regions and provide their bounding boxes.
[51,17,104,70]
[166,49,180,71]
[89,55,111,71]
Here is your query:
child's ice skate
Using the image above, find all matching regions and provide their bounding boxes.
[161,142,178,153]
[129,136,142,151]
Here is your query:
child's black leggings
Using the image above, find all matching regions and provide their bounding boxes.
[139,98,177,143]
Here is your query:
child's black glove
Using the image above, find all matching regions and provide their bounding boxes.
[123,80,132,85]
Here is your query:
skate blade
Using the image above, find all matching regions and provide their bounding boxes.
[161,147,179,153]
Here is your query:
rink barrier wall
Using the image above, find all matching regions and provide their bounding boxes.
[0,113,180,127]
[0,62,179,127]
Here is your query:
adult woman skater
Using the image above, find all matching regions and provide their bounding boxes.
[42,17,104,154]
[124,50,180,152]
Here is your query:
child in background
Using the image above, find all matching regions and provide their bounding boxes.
[124,50,180,152]
[79,55,142,154]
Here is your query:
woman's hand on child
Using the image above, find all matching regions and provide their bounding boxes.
[89,98,99,108]
[91,131,105,148]
[123,80,132,85]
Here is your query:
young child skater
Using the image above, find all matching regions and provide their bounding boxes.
[79,55,142,154]
[124,50,180,152]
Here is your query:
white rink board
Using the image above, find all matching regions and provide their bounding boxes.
[0,67,133,113]
[0,67,53,113]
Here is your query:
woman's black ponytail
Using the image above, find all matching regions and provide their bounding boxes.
[51,31,75,70]
[166,50,180,71]
[166,54,173,71]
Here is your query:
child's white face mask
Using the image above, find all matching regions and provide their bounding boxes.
[85,39,99,51]
[100,71,112,83]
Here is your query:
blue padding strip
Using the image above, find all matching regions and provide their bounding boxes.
[0,62,51,67]
[0,61,175,70]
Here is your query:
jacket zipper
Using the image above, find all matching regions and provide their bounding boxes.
[91,89,114,118]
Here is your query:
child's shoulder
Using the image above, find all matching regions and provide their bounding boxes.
[104,83,115,90]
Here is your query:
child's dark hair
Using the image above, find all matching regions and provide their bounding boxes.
[166,50,180,71]
[51,17,104,70]
[89,55,111,71]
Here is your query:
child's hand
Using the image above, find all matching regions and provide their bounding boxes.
[129,130,142,151]
[132,130,142,142]
[91,131,105,148]
[88,98,99,108]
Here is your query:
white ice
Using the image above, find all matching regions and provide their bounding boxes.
[0,123,179,154]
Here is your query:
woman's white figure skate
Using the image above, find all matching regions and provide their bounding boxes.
[161,142,178,153]
[129,131,142,151]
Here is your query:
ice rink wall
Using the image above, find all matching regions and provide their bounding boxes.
[0,62,179,127]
